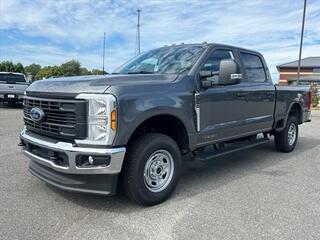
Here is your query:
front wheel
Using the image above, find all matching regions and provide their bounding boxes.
[274,115,299,153]
[121,133,182,206]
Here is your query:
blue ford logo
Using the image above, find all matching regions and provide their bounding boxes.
[30,107,45,122]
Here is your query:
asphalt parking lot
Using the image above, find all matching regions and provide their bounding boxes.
[1,104,320,240]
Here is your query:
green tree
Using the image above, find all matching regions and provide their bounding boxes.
[60,60,81,76]
[25,64,42,80]
[0,60,108,79]
[311,84,319,107]
[0,61,25,73]
[14,63,25,73]
[80,67,91,75]
[35,66,63,80]
[91,69,107,75]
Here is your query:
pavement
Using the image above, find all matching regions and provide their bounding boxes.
[1,103,320,240]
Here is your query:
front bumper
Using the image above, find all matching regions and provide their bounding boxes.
[20,128,126,195]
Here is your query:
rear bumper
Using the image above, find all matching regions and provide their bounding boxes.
[20,128,126,195]
[0,93,24,102]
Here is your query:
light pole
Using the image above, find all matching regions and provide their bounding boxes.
[297,0,307,85]
[136,9,141,55]
[102,32,106,74]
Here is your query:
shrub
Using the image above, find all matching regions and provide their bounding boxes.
[311,84,319,107]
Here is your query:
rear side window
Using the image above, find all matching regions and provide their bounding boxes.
[0,74,26,83]
[240,52,266,82]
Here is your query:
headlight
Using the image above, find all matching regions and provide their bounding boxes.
[75,94,117,145]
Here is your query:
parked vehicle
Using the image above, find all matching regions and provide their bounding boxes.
[19,43,311,205]
[0,72,29,104]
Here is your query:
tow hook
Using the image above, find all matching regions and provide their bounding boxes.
[18,140,25,147]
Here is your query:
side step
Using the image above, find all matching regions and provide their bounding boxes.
[193,138,270,162]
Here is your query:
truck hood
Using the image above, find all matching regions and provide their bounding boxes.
[26,74,178,98]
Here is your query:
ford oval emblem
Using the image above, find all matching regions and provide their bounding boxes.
[30,107,45,122]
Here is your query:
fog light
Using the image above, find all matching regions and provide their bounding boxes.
[76,155,111,168]
[88,156,94,165]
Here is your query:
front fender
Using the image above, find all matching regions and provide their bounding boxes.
[113,91,196,147]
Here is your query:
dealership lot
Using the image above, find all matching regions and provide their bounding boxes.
[1,104,320,240]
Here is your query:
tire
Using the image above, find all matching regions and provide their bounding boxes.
[121,133,182,206]
[274,115,299,153]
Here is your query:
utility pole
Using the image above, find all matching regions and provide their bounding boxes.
[136,9,141,55]
[297,0,307,85]
[102,32,106,74]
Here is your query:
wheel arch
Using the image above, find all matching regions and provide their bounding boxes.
[274,101,303,132]
[124,113,191,154]
[287,102,303,124]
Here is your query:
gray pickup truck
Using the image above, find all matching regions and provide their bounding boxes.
[0,72,29,104]
[19,43,311,205]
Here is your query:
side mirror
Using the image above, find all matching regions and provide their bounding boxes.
[218,59,242,85]
[199,70,219,78]
[199,70,219,88]
[200,59,242,88]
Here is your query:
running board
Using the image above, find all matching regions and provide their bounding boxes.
[193,138,270,162]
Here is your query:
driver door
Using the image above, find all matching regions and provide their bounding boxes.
[197,48,248,145]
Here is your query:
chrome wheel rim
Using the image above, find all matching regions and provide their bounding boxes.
[143,149,174,193]
[288,123,297,146]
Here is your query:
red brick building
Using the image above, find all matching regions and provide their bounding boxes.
[277,57,320,85]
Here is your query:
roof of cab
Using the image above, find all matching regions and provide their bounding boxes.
[157,42,261,55]
[0,72,26,76]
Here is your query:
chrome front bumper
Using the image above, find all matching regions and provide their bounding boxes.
[20,128,126,174]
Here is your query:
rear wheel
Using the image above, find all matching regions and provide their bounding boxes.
[274,115,298,153]
[122,133,181,206]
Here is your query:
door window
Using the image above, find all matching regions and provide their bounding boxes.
[240,52,266,82]
[201,50,233,83]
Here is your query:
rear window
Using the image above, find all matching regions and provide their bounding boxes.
[240,52,266,82]
[0,74,26,83]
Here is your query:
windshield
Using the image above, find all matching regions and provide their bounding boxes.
[0,74,26,83]
[113,46,205,74]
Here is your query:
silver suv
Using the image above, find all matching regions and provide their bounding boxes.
[0,72,29,104]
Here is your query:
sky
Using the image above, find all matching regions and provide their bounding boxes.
[0,0,319,80]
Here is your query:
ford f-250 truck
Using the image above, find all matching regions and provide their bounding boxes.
[0,72,29,104]
[19,43,311,205]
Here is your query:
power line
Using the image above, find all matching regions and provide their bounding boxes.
[135,9,141,55]
[297,0,307,85]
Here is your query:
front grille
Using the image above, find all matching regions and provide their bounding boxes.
[23,96,87,140]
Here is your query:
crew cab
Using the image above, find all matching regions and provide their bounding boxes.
[19,43,311,205]
[0,72,29,104]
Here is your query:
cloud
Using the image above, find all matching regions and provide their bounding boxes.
[0,0,319,79]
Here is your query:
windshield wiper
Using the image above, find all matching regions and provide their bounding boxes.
[127,71,154,74]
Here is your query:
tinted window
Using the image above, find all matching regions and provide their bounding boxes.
[0,74,26,83]
[240,53,266,82]
[201,50,233,82]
